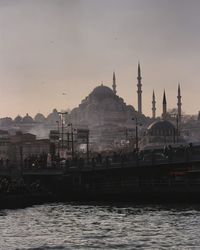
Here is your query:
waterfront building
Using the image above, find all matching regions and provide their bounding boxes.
[142,120,176,149]
[9,131,50,164]
[142,86,186,149]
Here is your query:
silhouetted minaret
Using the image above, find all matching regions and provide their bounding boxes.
[137,62,142,114]
[162,90,167,119]
[152,90,156,119]
[177,84,182,122]
[112,72,117,94]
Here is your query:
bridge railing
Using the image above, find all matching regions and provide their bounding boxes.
[1,148,200,175]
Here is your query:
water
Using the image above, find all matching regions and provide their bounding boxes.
[1,203,200,250]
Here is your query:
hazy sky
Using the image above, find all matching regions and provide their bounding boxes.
[0,0,200,118]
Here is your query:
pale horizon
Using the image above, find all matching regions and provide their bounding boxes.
[0,0,200,118]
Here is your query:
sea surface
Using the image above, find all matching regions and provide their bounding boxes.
[1,202,200,250]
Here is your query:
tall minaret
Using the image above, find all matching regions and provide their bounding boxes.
[137,62,142,114]
[162,90,167,119]
[152,90,156,119]
[112,71,117,95]
[177,83,182,122]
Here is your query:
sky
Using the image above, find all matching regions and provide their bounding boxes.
[0,0,200,118]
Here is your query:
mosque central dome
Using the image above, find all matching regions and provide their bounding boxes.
[90,85,115,100]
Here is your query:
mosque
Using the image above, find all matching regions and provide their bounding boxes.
[69,64,183,150]
[68,64,146,150]
[143,83,184,148]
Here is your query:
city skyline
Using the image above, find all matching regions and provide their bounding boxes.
[0,0,200,118]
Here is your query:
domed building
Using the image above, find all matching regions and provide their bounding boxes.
[34,113,46,123]
[14,115,22,123]
[140,120,177,150]
[70,79,147,150]
[13,113,36,133]
[71,84,129,125]
[141,118,187,150]
[0,117,13,127]
[22,113,34,123]
[46,109,60,125]
[90,85,116,101]
[146,120,176,144]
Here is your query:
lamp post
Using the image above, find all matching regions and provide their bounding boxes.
[56,120,60,157]
[68,123,74,159]
[132,117,140,152]
[132,117,142,166]
[171,113,182,143]
[19,144,23,176]
[58,111,68,151]
[56,120,59,132]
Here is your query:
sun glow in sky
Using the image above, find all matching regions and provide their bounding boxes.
[0,0,200,118]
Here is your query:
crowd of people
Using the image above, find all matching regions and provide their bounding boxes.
[0,143,199,171]
[56,144,198,169]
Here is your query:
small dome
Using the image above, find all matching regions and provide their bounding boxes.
[14,115,22,123]
[47,109,60,124]
[22,113,34,123]
[90,85,115,100]
[127,105,136,112]
[34,113,46,122]
[147,120,175,136]
[0,117,13,126]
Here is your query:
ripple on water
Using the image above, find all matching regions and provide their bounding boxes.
[1,203,200,249]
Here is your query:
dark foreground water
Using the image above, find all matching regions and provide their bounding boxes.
[1,203,200,250]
